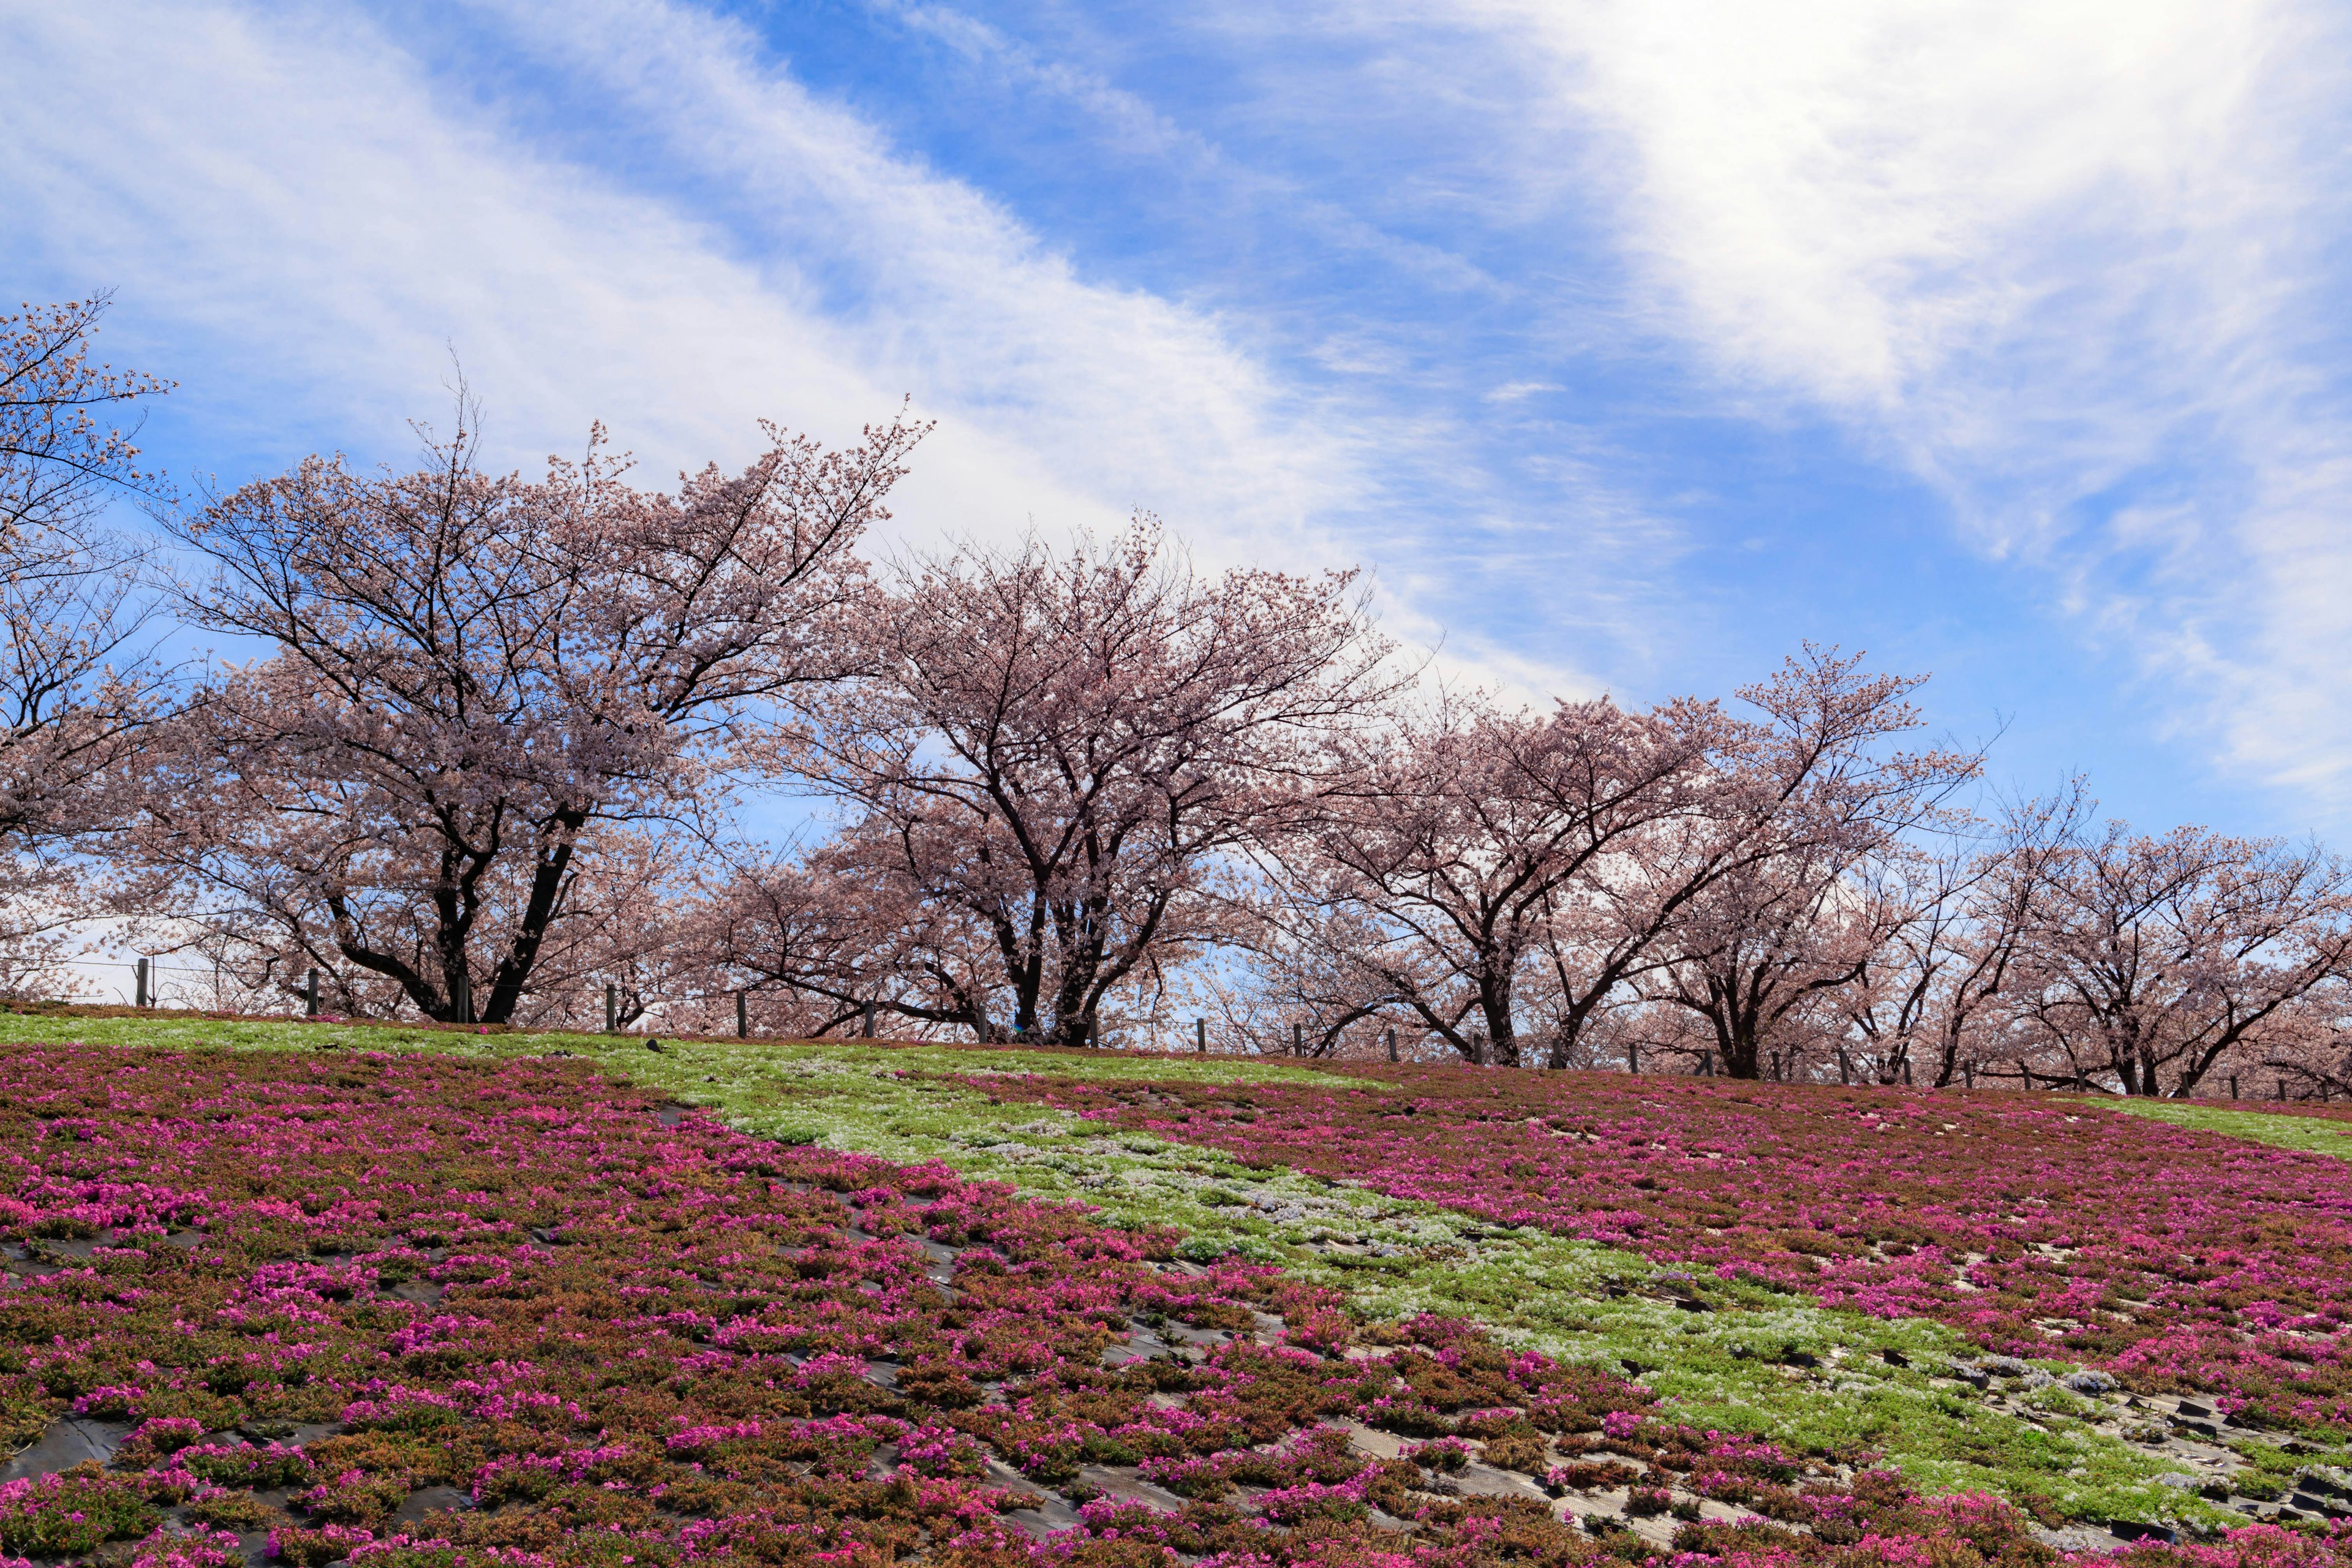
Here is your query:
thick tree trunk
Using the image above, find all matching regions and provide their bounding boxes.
[1717,1010,1762,1079]
[481,823,582,1023]
[1482,982,1520,1067]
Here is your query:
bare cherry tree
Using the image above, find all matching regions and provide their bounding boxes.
[137,405,924,1022]
[761,520,1395,1046]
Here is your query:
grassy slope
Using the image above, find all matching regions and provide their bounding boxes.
[2098,1098,2352,1161]
[0,1013,2269,1530]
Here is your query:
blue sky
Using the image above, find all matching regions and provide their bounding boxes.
[8,1,2352,840]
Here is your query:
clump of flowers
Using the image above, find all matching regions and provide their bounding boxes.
[1624,1484,1672,1517]
[0,1469,162,1558]
[1405,1436,1474,1474]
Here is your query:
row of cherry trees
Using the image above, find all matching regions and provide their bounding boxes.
[7,298,2351,1098]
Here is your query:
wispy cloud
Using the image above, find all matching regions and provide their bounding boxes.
[30,0,2346,814]
[0,0,1362,568]
[448,0,1380,562]
[0,0,1657,704]
[1424,0,2352,799]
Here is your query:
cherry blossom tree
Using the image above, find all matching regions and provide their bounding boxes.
[1186,894,1412,1056]
[136,405,924,1023]
[692,827,992,1039]
[1272,649,1970,1071]
[1834,785,2087,1087]
[1,294,172,536]
[1636,834,1893,1082]
[2004,820,2352,1098]
[0,296,175,846]
[1565,650,1976,1080]
[2245,991,2352,1101]
[0,296,175,987]
[1262,689,1728,1065]
[754,520,1395,1046]
[136,828,682,1022]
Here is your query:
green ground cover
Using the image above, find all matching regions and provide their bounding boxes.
[2097,1097,2352,1161]
[0,1011,2299,1532]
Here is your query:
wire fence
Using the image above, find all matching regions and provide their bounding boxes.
[44,957,233,1009]
[24,956,2345,1102]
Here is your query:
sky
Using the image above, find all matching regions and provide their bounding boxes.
[7,0,2352,850]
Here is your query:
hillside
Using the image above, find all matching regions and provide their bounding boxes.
[2,1016,2348,1568]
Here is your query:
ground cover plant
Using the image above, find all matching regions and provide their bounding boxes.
[981,1066,2352,1442]
[0,1014,2315,1532]
[0,1042,2339,1568]
[0,1040,2154,1568]
[0,1044,2342,1568]
[626,1042,2288,1528]
[642,1047,2236,1521]
[2100,1102,2352,1164]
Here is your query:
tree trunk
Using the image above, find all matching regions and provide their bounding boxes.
[482,823,582,1023]
[1483,987,1520,1066]
[1717,1009,1761,1079]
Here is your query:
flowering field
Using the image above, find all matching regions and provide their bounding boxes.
[7,1024,2352,1568]
[980,1068,2352,1435]
[11,1041,2260,1568]
[0,1019,2158,1508]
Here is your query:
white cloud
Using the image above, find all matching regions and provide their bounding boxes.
[0,0,1360,573]
[1499,2,2295,407]
[1,0,1646,709]
[1434,0,2352,801]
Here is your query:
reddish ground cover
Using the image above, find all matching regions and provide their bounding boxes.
[979,1068,2352,1431]
[0,1046,2343,1568]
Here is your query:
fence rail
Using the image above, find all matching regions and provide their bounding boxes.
[21,957,2344,1101]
